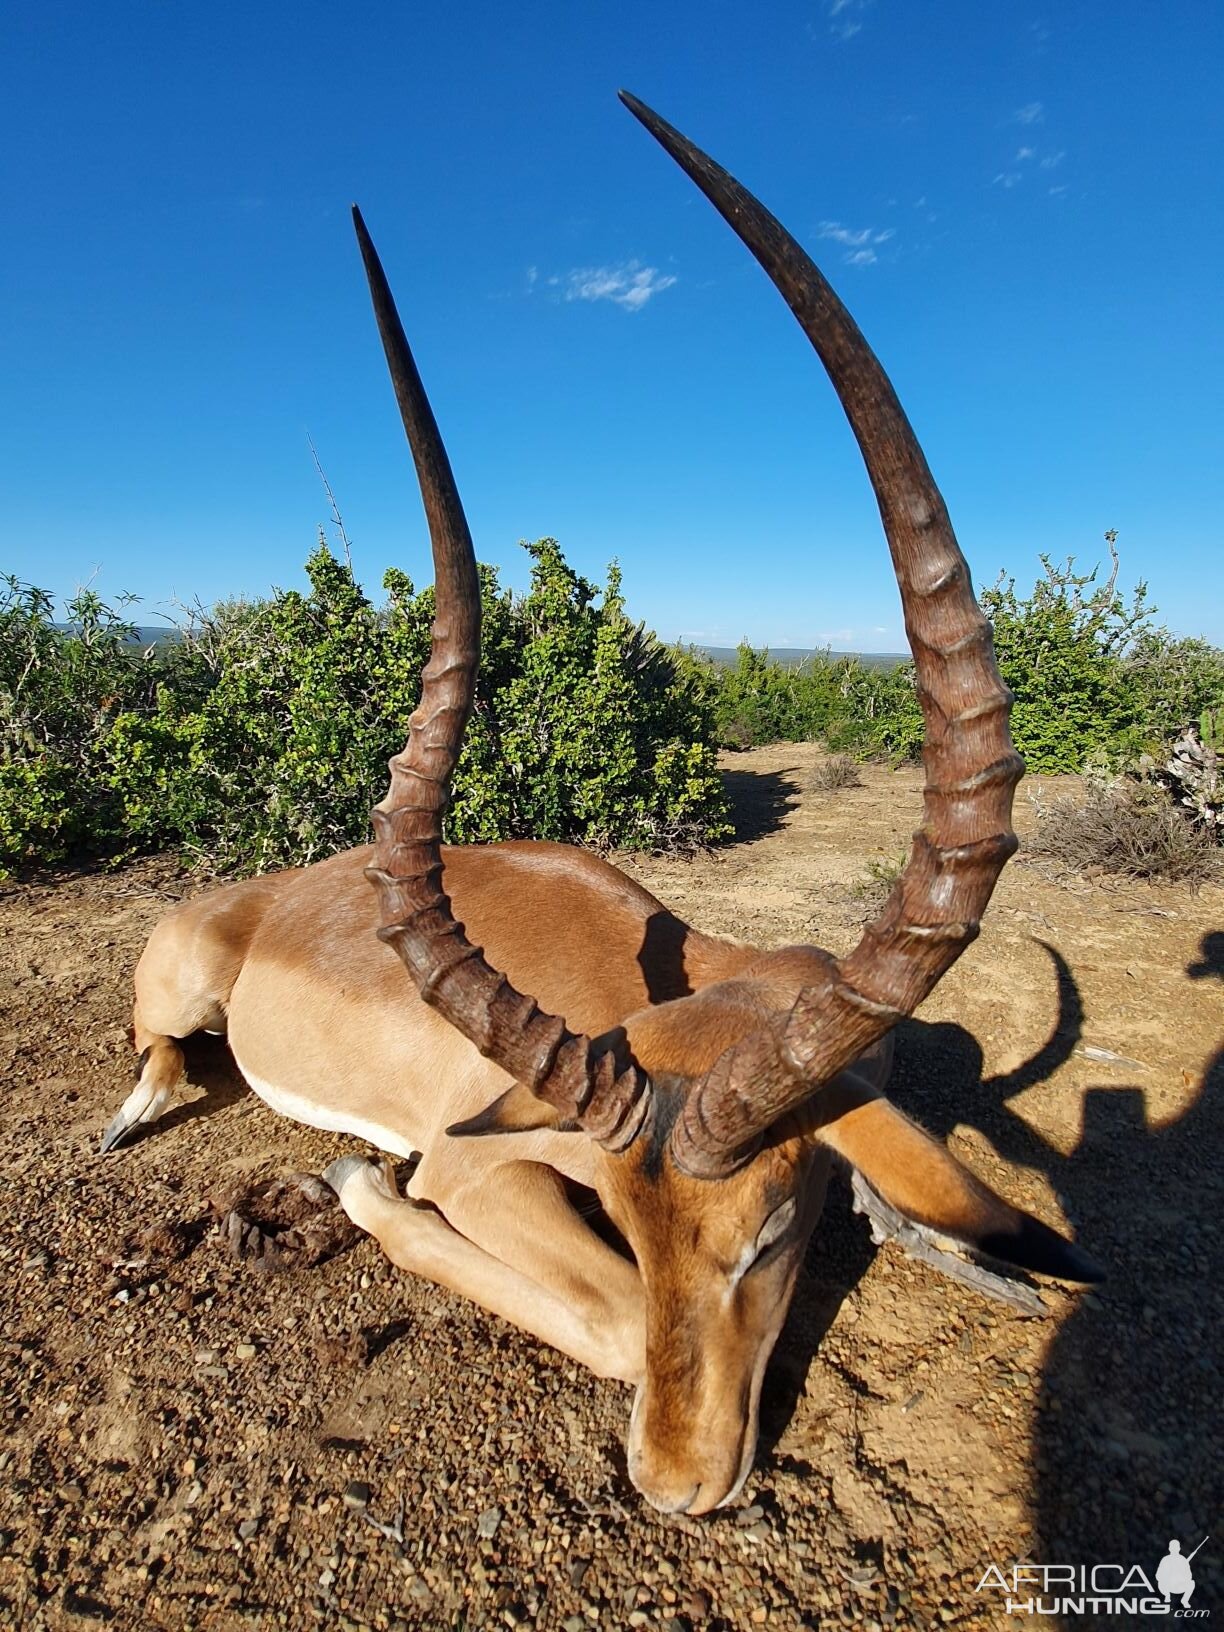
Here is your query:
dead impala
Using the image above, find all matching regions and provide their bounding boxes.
[103,92,1100,1515]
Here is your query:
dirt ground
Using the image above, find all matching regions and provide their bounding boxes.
[1,743,1221,1632]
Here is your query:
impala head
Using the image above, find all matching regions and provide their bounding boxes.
[355,92,1101,1515]
[605,1095,829,1514]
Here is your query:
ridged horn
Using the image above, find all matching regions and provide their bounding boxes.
[616,94,1023,1175]
[354,206,649,1150]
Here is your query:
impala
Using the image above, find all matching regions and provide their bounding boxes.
[103,93,1100,1515]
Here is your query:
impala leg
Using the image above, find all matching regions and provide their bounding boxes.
[101,1007,187,1153]
[325,1155,644,1383]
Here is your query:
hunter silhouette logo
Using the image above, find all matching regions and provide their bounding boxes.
[1158,1539,1208,1612]
[976,1536,1211,1617]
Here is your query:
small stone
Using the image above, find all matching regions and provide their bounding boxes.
[343,1481,371,1509]
[564,1619,586,1632]
[735,1504,765,1527]
[235,1342,257,1360]
[477,1505,503,1539]
[237,1518,259,1540]
[683,1590,711,1618]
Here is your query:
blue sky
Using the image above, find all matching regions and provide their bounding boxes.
[4,0,1221,649]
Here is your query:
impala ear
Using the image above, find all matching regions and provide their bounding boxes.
[814,1094,1103,1283]
[446,1085,581,1139]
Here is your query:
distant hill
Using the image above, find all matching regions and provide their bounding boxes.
[61,626,910,672]
[694,645,909,672]
[52,623,180,646]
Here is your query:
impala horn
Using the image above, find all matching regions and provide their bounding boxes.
[353,206,650,1151]
[615,93,1024,1176]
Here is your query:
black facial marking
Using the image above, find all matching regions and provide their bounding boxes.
[641,1079,686,1181]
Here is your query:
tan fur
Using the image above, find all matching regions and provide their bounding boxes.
[113,839,1088,1513]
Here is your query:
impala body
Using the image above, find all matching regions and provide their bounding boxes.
[104,93,1099,1515]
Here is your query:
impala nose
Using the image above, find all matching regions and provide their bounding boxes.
[641,1480,699,1516]
[626,1382,750,1515]
[627,1446,699,1513]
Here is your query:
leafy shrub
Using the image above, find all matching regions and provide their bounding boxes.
[979,536,1155,772]
[1127,634,1224,746]
[711,535,1224,782]
[1,574,157,866]
[712,644,923,763]
[0,540,730,878]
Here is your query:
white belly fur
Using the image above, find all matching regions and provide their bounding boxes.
[237,1062,421,1161]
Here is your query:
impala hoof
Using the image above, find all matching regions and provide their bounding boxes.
[100,1108,134,1155]
[99,1083,171,1154]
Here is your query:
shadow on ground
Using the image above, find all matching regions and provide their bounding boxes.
[888,935,1223,1618]
[719,766,802,842]
[756,933,1222,1621]
[1027,929,1222,1619]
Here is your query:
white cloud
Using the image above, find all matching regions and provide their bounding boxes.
[826,0,871,40]
[991,134,1067,197]
[557,261,677,312]
[817,221,894,265]
[818,223,874,246]
[1014,101,1045,125]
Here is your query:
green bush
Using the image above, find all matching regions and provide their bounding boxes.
[6,531,1220,879]
[708,535,1224,779]
[979,539,1154,772]
[711,644,923,761]
[0,540,730,878]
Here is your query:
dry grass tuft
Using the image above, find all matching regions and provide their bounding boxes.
[810,754,863,792]
[1030,780,1222,888]
[851,851,907,916]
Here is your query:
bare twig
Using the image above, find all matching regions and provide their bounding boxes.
[362,1496,406,1545]
[307,435,354,570]
[851,1171,1048,1317]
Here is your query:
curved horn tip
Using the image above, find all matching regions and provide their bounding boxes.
[618,89,669,136]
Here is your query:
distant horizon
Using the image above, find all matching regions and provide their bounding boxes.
[67,617,914,663]
[41,529,1219,656]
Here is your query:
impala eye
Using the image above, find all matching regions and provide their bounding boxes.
[748,1196,800,1271]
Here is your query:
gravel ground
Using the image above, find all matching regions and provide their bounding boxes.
[1,746,1220,1631]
